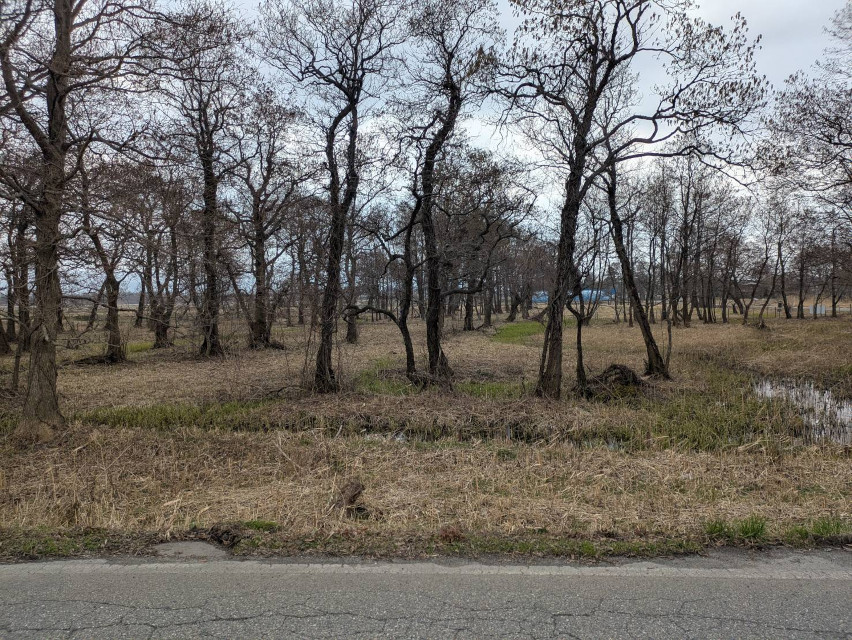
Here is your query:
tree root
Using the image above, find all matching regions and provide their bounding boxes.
[73,354,126,366]
[406,372,454,391]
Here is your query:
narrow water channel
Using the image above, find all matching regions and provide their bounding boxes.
[753,379,852,445]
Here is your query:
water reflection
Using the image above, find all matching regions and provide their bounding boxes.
[754,379,852,445]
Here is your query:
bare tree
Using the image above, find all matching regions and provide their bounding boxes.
[0,0,152,440]
[402,0,498,380]
[226,87,313,348]
[262,0,405,392]
[151,0,252,357]
[771,3,851,226]
[502,0,765,397]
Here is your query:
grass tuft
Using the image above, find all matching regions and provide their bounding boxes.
[810,516,847,538]
[735,515,767,541]
[244,520,279,533]
[705,515,767,543]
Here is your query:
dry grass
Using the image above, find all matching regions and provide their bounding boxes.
[1,423,849,557]
[2,310,845,411]
[0,311,850,558]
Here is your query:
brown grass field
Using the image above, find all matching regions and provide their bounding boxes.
[0,309,850,560]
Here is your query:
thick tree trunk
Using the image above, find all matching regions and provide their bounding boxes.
[152,310,172,348]
[0,317,9,355]
[198,163,223,357]
[398,277,416,378]
[314,236,343,392]
[345,313,358,344]
[315,94,361,391]
[569,309,586,394]
[250,233,271,349]
[15,0,71,440]
[423,213,452,377]
[103,274,124,363]
[19,175,64,441]
[463,292,474,331]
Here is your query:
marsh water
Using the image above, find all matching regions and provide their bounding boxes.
[754,379,852,445]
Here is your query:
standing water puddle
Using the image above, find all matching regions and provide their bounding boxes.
[753,379,852,445]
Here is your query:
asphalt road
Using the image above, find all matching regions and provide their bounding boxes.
[1,546,851,639]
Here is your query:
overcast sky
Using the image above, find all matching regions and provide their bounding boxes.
[688,0,844,88]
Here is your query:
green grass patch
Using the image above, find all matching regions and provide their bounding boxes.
[433,534,702,558]
[0,527,152,561]
[704,519,733,540]
[78,400,276,432]
[646,367,791,450]
[126,341,154,354]
[244,520,279,533]
[784,525,811,545]
[456,381,524,399]
[354,357,414,396]
[783,516,851,546]
[704,515,767,543]
[736,515,767,541]
[493,321,544,345]
[811,516,848,538]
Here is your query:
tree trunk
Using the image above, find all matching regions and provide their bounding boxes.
[250,232,271,349]
[536,168,582,400]
[85,279,106,332]
[463,292,474,331]
[506,291,522,322]
[779,265,791,318]
[482,273,494,328]
[15,0,71,441]
[315,112,358,391]
[103,273,124,363]
[18,170,65,441]
[135,274,147,328]
[5,270,16,342]
[796,252,806,319]
[606,170,668,378]
[423,212,452,377]
[198,160,223,357]
[569,309,586,394]
[345,313,358,344]
[0,318,9,355]
[152,309,172,348]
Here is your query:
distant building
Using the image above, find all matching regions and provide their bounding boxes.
[577,289,616,302]
[531,289,617,304]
